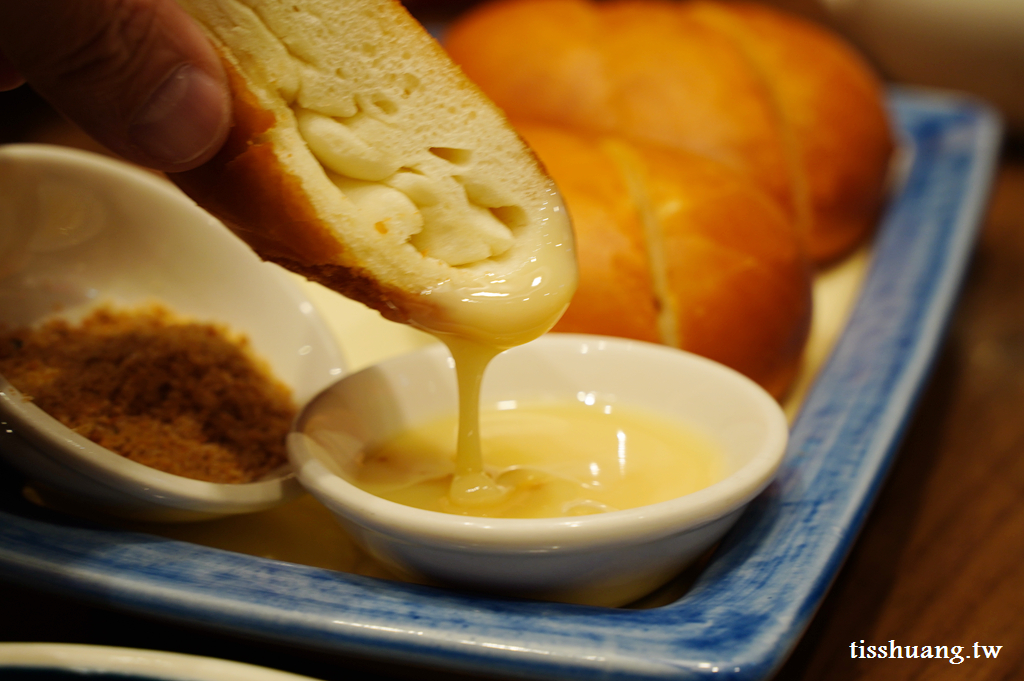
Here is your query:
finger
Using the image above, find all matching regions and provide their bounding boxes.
[0,0,231,171]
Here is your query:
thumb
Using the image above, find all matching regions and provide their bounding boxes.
[0,0,231,172]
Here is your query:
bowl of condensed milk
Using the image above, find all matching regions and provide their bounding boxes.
[289,333,788,607]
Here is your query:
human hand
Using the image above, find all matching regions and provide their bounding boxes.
[0,0,231,172]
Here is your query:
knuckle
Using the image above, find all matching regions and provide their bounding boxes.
[39,0,163,97]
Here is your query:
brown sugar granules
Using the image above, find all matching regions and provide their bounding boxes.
[0,305,297,484]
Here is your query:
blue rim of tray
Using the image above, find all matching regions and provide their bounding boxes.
[0,87,1004,680]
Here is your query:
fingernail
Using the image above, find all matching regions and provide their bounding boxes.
[128,64,228,166]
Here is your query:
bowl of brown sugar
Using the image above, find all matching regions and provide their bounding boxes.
[0,144,345,522]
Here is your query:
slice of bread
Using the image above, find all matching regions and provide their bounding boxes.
[169,0,576,340]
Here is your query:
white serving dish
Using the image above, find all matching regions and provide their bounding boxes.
[289,334,789,607]
[0,144,345,522]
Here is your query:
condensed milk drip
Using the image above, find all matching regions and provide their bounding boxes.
[399,190,577,506]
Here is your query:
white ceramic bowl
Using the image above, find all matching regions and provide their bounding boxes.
[0,643,319,681]
[289,334,788,607]
[0,144,345,522]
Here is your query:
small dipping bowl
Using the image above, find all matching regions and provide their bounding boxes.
[0,144,345,522]
[289,334,788,607]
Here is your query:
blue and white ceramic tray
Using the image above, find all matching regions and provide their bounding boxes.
[0,87,1003,680]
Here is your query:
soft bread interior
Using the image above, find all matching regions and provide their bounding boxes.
[171,0,570,325]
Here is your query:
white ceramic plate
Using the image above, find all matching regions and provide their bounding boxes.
[0,643,320,680]
[0,88,1003,680]
[0,145,346,521]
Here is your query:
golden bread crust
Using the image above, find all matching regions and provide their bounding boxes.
[445,0,894,265]
[446,0,797,225]
[519,126,662,344]
[688,0,894,264]
[520,123,812,399]
[643,144,812,398]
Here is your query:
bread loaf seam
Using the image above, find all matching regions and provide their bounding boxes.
[600,138,680,349]
[444,0,894,265]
